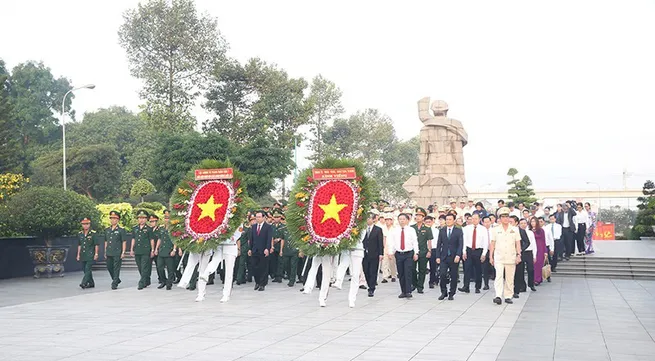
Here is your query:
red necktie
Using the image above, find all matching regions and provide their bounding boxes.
[257,224,261,235]
[472,225,477,249]
[400,228,405,251]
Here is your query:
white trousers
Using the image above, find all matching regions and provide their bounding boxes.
[303,256,320,294]
[347,250,364,303]
[334,250,351,289]
[318,256,333,303]
[494,262,516,300]
[178,245,237,299]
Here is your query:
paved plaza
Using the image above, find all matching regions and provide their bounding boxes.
[1,270,654,361]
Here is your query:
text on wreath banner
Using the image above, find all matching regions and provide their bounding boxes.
[194,168,234,181]
[312,168,357,180]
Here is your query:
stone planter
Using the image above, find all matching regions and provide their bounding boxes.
[26,245,70,278]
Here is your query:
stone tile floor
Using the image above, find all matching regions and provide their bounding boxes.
[0,270,654,360]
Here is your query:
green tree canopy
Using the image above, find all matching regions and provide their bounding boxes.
[130,179,156,203]
[0,59,20,173]
[306,75,344,161]
[233,137,293,199]
[506,168,538,206]
[118,0,227,133]
[31,144,121,200]
[0,186,101,244]
[632,180,655,239]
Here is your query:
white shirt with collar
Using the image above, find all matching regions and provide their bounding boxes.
[544,222,562,243]
[574,210,590,228]
[510,209,521,218]
[387,225,419,255]
[462,223,489,255]
[562,212,570,228]
[524,228,537,259]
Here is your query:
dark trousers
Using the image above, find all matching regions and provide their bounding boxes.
[236,254,250,283]
[413,255,429,291]
[297,256,305,282]
[269,252,279,278]
[106,256,122,287]
[439,256,459,296]
[252,253,270,286]
[156,256,175,287]
[482,251,494,287]
[562,227,575,258]
[551,239,562,270]
[362,256,380,291]
[135,254,150,288]
[280,256,299,285]
[395,251,414,295]
[463,248,483,290]
[429,248,439,285]
[173,253,182,281]
[81,260,94,286]
[576,224,587,253]
[514,250,534,293]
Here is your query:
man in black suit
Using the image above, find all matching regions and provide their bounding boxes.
[362,214,384,297]
[436,213,463,300]
[556,203,577,260]
[248,210,273,291]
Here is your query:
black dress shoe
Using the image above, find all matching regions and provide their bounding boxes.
[398,293,406,298]
[505,298,513,304]
[417,289,424,294]
[111,285,117,290]
[157,283,166,289]
[483,285,489,290]
[381,279,388,283]
[493,297,502,305]
[429,283,435,289]
[458,287,470,293]
[254,284,260,291]
[406,293,413,298]
[359,285,367,289]
[137,286,143,290]
[258,285,265,291]
[391,278,396,282]
[288,283,294,287]
[448,295,454,301]
[79,284,86,289]
[513,293,519,298]
[547,277,552,282]
[530,286,537,292]
[166,285,172,290]
[368,291,374,297]
[475,289,480,294]
[438,294,447,300]
[188,285,196,291]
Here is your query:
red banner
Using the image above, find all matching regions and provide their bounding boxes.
[593,222,615,241]
[195,168,233,181]
[312,168,356,181]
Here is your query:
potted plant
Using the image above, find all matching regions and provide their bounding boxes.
[0,187,100,278]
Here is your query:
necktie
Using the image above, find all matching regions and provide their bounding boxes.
[366,226,371,238]
[257,224,261,235]
[472,225,477,249]
[400,228,405,251]
[551,224,554,238]
[447,228,451,256]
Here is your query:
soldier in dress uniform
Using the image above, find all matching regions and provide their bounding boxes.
[154,214,176,290]
[270,210,285,282]
[103,210,128,290]
[130,210,155,290]
[77,217,98,289]
[278,212,299,287]
[411,207,434,294]
[165,209,183,284]
[236,213,255,285]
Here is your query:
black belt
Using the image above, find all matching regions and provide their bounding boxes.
[396,250,413,254]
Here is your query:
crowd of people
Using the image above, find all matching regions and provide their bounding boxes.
[75,198,598,307]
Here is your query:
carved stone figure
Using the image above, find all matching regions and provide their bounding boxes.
[403,97,468,206]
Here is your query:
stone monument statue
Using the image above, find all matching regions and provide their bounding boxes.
[403,97,468,206]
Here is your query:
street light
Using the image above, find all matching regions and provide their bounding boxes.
[586,181,601,222]
[62,84,95,191]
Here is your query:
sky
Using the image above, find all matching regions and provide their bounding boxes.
[3,0,655,194]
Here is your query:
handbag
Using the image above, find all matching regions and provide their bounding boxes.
[542,254,552,279]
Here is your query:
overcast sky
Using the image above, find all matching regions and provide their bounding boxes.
[4,0,655,193]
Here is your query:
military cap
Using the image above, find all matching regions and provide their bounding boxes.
[273,201,282,207]
[402,208,414,214]
[497,207,511,216]
[425,213,435,220]
[109,210,121,219]
[163,209,170,215]
[266,211,273,217]
[448,209,458,216]
[149,214,159,221]
[272,209,283,217]
[136,210,149,218]
[369,209,380,216]
[80,217,91,224]
[383,213,394,219]
[415,207,427,217]
[383,206,394,212]
[449,198,456,204]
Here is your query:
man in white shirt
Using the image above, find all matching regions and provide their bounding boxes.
[458,213,489,293]
[534,202,545,219]
[574,204,589,256]
[380,213,397,283]
[388,213,419,298]
[508,202,521,219]
[465,200,476,216]
[556,203,577,260]
[489,208,522,305]
[197,229,241,303]
[545,214,562,271]
[514,218,537,297]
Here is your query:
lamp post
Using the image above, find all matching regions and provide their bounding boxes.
[62,84,95,190]
[586,181,601,222]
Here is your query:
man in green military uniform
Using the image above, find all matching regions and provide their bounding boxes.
[278,212,299,287]
[154,213,176,290]
[103,210,129,290]
[236,213,255,285]
[412,207,434,294]
[77,217,98,289]
[130,210,155,290]
[270,209,285,282]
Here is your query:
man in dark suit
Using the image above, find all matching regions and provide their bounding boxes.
[436,213,463,300]
[248,210,273,291]
[362,214,384,297]
[555,203,577,260]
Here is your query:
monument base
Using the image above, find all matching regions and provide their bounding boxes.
[403,175,467,207]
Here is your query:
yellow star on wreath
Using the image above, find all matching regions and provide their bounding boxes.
[318,194,347,224]
[197,195,223,221]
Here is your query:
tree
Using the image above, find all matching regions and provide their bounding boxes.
[0,173,29,202]
[151,132,234,195]
[30,144,121,200]
[0,59,20,173]
[306,75,343,161]
[233,137,293,199]
[118,0,227,132]
[7,61,73,174]
[506,168,537,205]
[631,180,655,239]
[66,106,157,196]
[0,187,101,245]
[598,206,636,237]
[130,179,156,203]
[377,136,420,201]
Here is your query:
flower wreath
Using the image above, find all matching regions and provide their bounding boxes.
[169,160,249,254]
[286,158,375,257]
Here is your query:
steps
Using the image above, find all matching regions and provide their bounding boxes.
[554,256,655,280]
[92,255,139,270]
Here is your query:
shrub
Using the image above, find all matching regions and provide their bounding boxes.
[0,173,29,202]
[96,203,134,229]
[133,201,165,222]
[1,187,101,245]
